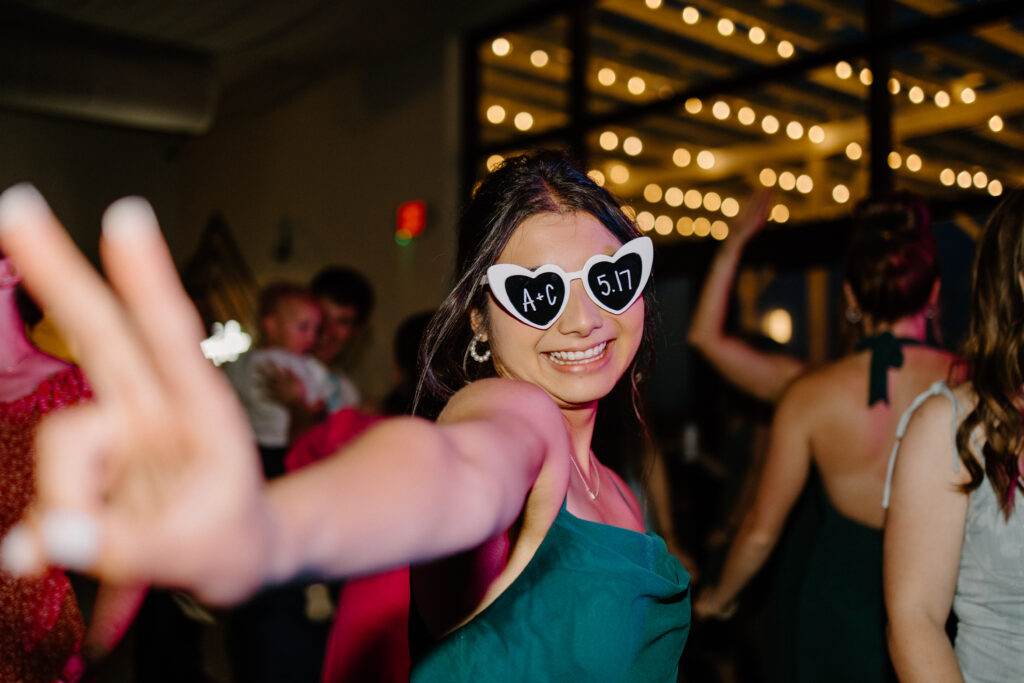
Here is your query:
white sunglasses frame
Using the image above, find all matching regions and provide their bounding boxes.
[481,236,653,329]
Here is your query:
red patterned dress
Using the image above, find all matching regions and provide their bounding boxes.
[0,367,90,682]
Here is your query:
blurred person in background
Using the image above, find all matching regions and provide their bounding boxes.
[310,266,375,412]
[225,282,331,479]
[0,252,143,682]
[695,199,958,683]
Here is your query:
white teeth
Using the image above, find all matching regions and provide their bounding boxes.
[547,342,607,365]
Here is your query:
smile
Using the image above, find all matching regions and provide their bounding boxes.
[546,341,608,365]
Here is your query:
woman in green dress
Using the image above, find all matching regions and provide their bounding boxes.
[0,151,690,680]
[695,208,959,682]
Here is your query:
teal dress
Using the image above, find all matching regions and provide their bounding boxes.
[767,333,912,682]
[410,502,691,681]
[794,478,893,683]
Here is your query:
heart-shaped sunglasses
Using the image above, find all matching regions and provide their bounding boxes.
[481,236,653,329]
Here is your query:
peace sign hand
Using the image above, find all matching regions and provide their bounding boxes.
[0,185,272,605]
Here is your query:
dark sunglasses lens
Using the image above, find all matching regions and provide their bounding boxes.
[586,253,644,311]
[503,272,566,326]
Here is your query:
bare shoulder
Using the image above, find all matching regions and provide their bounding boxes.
[441,377,558,422]
[948,381,977,411]
[897,391,971,486]
[440,378,569,455]
[775,360,846,412]
[906,391,957,431]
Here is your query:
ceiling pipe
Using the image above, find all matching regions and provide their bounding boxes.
[0,19,218,134]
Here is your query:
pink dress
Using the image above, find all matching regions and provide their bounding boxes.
[0,367,89,682]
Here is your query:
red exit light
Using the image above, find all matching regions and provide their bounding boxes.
[396,200,426,244]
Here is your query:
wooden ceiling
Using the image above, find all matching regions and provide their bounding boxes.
[471,0,1024,237]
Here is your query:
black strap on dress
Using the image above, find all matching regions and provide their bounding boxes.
[854,331,922,406]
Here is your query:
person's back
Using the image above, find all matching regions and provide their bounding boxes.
[696,197,953,682]
[787,215,955,682]
[786,344,955,683]
[797,344,956,528]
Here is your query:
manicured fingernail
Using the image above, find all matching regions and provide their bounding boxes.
[41,509,99,570]
[1,523,43,577]
[0,183,49,234]
[101,197,159,242]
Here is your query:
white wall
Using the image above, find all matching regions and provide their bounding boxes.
[177,40,463,400]
[0,108,184,262]
[0,38,465,402]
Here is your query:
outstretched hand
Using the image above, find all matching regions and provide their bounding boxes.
[0,185,270,605]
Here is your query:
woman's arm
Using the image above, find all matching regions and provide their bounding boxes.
[0,187,570,605]
[263,378,570,587]
[687,191,804,404]
[694,377,813,617]
[884,396,968,683]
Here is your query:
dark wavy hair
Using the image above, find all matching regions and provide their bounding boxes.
[956,189,1024,519]
[844,193,939,324]
[414,150,656,433]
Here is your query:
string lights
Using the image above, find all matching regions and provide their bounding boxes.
[478,8,1013,241]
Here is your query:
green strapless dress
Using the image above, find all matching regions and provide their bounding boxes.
[410,502,691,681]
[794,480,894,683]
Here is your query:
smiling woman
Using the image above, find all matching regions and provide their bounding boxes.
[0,150,689,681]
[418,152,658,419]
[472,212,646,410]
[409,150,687,680]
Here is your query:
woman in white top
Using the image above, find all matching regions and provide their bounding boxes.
[885,189,1024,682]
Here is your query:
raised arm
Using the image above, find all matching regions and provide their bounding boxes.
[694,376,813,617]
[883,396,968,683]
[687,191,804,404]
[0,185,569,605]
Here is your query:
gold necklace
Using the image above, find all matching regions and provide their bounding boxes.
[568,450,600,500]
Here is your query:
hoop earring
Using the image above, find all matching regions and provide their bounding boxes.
[845,306,862,325]
[469,333,491,363]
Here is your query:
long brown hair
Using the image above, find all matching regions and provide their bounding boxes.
[414,150,656,439]
[956,189,1024,519]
